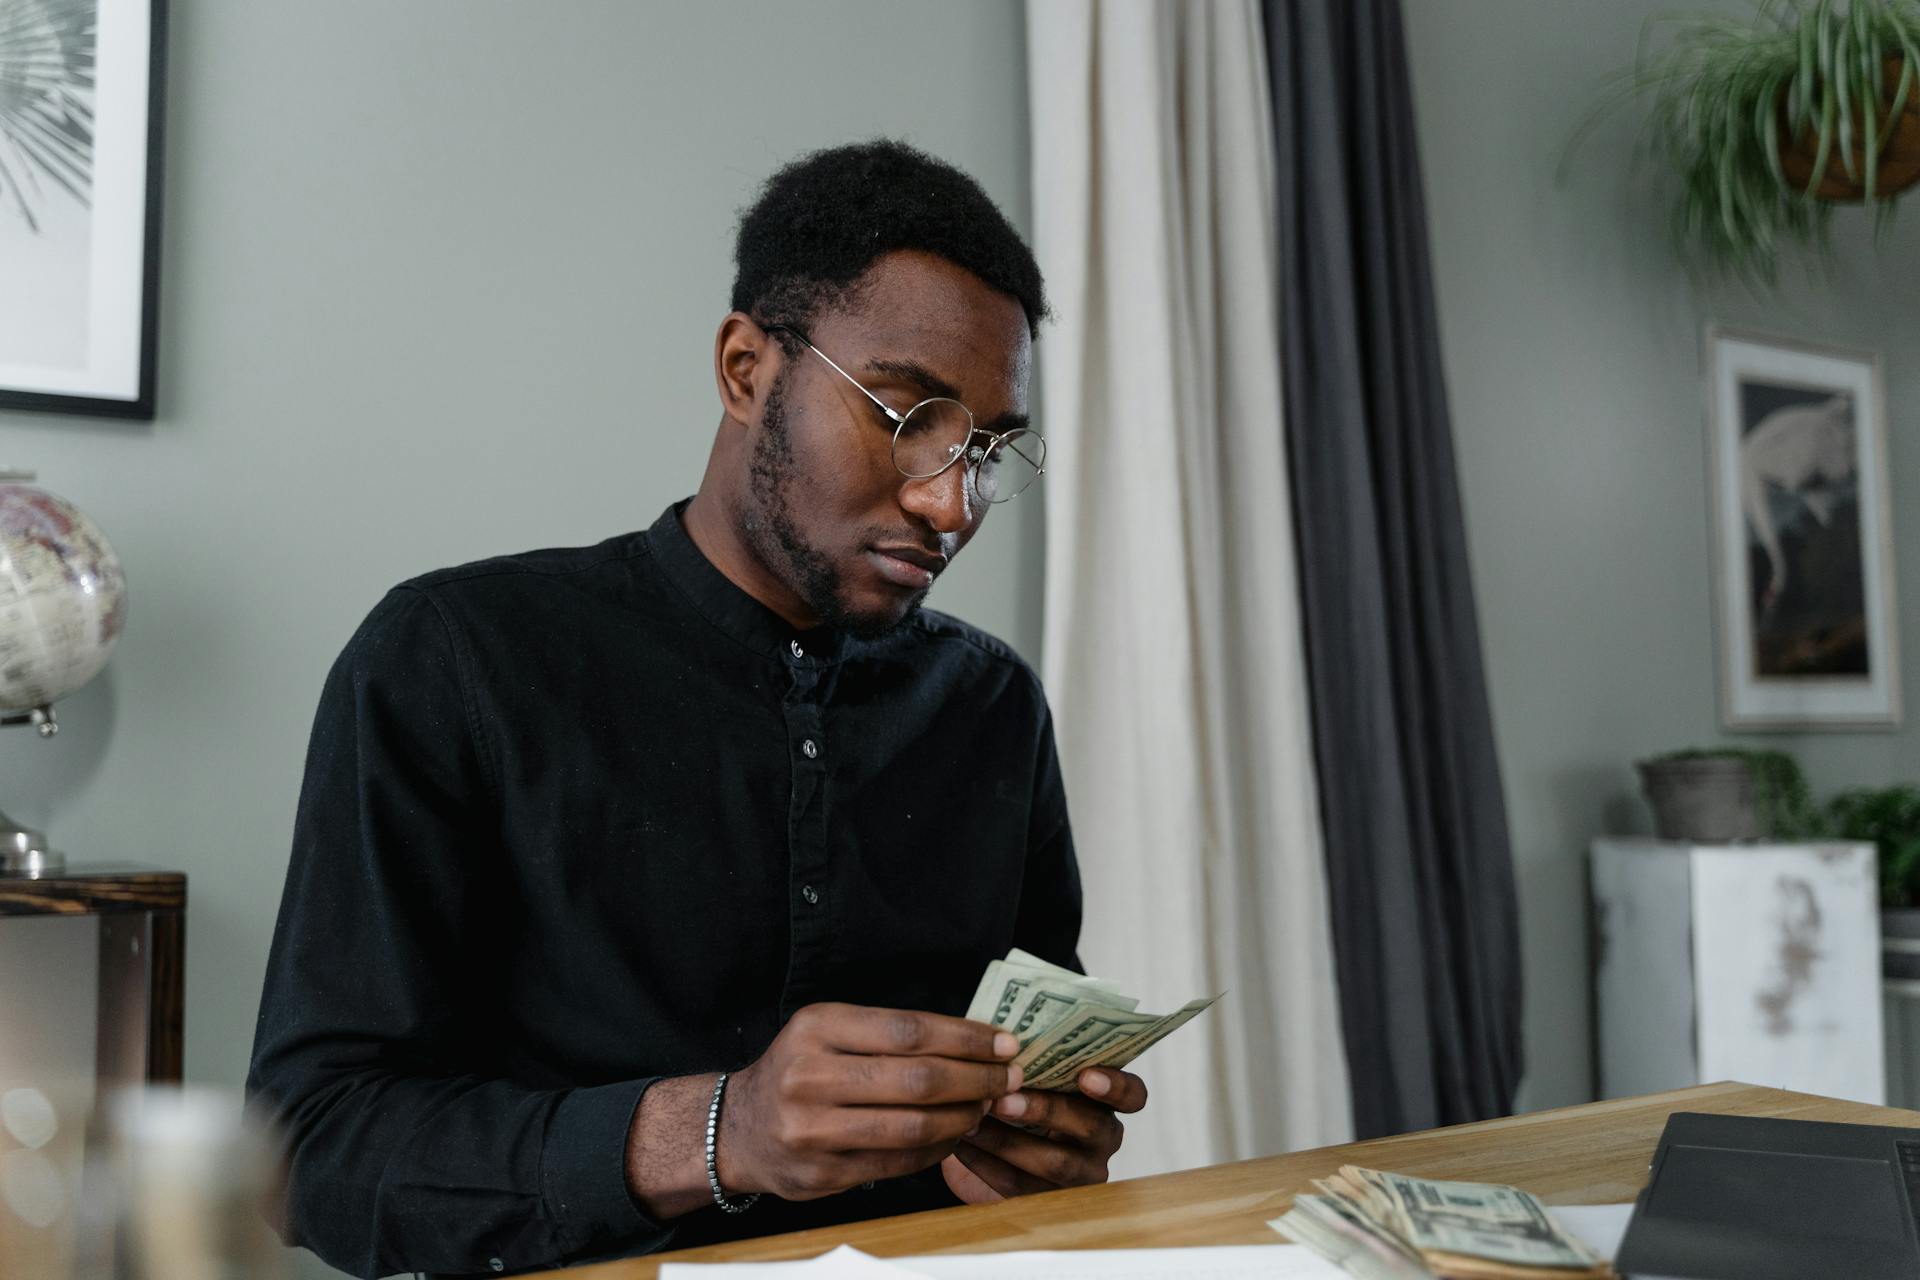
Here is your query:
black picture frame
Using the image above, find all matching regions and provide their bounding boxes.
[0,0,168,421]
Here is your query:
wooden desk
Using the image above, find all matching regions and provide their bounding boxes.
[559,1082,1920,1278]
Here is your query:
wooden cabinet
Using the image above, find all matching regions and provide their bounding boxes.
[0,866,186,1086]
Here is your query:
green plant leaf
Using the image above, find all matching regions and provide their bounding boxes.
[1808,69,1838,195]
[1886,55,1917,148]
[1798,6,1820,124]
[1826,785,1920,907]
[1836,21,1863,181]
[1762,69,1790,186]
[1818,0,1836,85]
[1865,10,1884,101]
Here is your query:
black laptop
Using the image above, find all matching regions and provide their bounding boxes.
[1615,1111,1920,1279]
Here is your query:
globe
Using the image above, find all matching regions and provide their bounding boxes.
[0,480,128,723]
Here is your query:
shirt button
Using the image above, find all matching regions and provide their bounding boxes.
[801,739,819,759]
[801,884,819,905]
[489,1260,504,1273]
[790,640,805,659]
[862,1180,877,1191]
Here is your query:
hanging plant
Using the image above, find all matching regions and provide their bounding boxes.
[1580,1,1920,282]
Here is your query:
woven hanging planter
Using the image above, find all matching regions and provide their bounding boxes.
[1779,56,1920,201]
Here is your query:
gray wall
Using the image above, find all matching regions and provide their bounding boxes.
[1403,0,1920,1112]
[0,4,1034,1272]
[9,1,1913,1261]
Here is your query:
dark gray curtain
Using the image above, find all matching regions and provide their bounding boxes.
[1261,0,1524,1137]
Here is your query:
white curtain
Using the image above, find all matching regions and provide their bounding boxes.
[1027,0,1352,1175]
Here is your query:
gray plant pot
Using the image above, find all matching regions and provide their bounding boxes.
[1637,757,1762,843]
[1884,907,1920,981]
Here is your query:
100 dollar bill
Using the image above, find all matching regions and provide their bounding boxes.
[1365,1168,1602,1271]
[962,950,1219,1090]
[1276,1165,1610,1278]
[965,957,1129,1034]
[1015,995,1219,1090]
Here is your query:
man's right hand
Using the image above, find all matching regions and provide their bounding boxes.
[720,1002,1023,1201]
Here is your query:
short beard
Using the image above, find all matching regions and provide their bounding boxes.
[741,374,925,641]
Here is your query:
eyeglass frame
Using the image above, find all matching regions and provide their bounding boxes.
[757,320,1046,503]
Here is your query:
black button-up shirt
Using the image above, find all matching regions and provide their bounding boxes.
[247,501,1082,1279]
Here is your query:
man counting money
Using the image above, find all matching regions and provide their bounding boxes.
[247,141,1149,1279]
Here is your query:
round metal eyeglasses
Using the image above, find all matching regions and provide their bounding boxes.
[762,322,1046,504]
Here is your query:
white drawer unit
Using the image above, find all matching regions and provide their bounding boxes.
[1590,838,1884,1104]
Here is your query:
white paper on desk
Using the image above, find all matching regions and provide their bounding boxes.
[1547,1204,1635,1262]
[661,1244,928,1277]
[662,1243,1345,1278]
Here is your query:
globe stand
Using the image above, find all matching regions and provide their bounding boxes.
[0,806,59,875]
[1,704,58,736]
[2,702,64,874]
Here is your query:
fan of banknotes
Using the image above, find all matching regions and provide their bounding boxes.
[1268,1166,1612,1280]
[963,949,1219,1093]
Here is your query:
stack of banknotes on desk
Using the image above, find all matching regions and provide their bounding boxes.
[1269,1166,1612,1279]
[964,949,1219,1092]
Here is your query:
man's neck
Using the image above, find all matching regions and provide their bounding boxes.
[680,491,821,632]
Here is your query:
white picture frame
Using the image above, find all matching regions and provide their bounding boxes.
[1705,325,1901,730]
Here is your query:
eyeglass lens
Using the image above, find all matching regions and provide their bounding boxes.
[892,400,1044,504]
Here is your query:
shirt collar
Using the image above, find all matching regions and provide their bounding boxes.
[646,499,856,666]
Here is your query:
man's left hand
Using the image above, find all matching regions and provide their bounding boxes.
[939,1066,1148,1202]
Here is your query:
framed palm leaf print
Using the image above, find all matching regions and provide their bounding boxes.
[0,0,166,419]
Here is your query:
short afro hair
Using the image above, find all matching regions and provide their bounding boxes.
[730,139,1048,339]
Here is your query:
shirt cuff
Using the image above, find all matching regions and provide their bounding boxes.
[540,1077,675,1259]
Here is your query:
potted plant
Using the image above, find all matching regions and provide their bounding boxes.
[1636,747,1818,842]
[1825,785,1920,978]
[1585,0,1920,280]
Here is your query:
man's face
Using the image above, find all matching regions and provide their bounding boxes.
[740,250,1032,638]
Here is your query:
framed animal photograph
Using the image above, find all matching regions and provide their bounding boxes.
[1705,327,1900,730]
[0,0,167,419]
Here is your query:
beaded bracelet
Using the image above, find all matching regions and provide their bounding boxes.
[706,1072,760,1214]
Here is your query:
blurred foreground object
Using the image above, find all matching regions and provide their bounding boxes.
[0,1082,89,1277]
[99,1086,290,1280]
[0,470,129,875]
[2,1084,289,1280]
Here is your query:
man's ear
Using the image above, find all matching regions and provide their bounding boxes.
[714,312,779,427]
